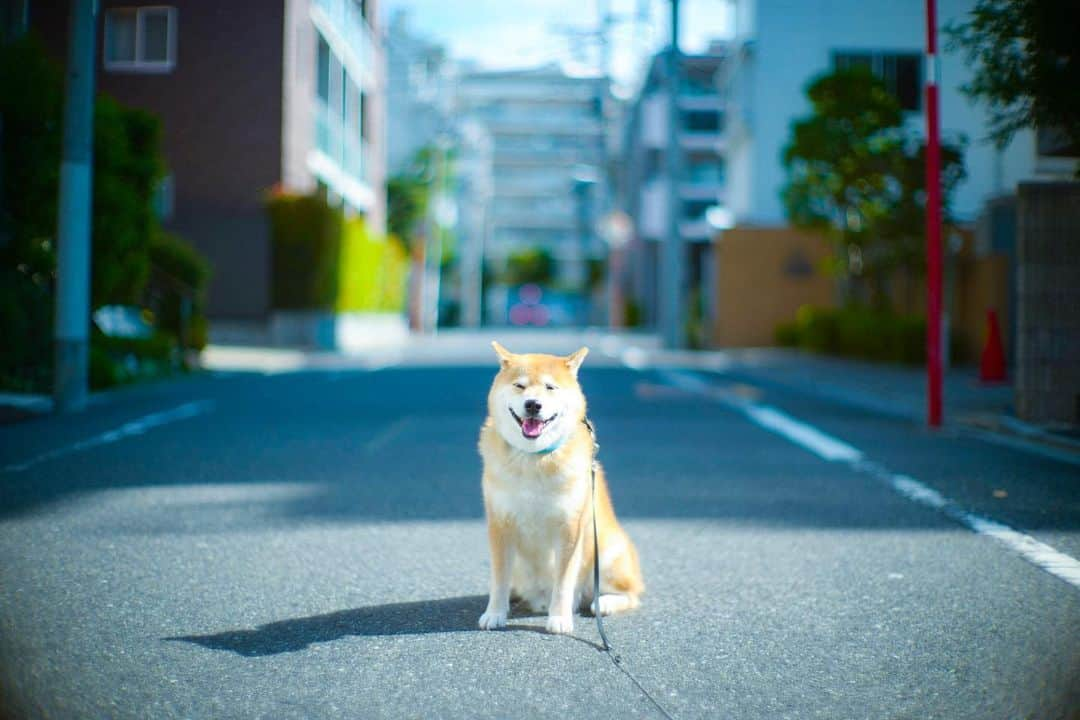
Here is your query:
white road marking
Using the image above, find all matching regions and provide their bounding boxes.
[883,470,1080,588]
[743,404,864,462]
[364,416,413,454]
[3,401,214,473]
[659,369,862,461]
[657,369,1080,592]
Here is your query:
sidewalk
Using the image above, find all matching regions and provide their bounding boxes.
[675,347,1080,461]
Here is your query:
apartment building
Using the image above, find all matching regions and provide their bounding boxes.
[31,0,386,321]
[454,66,611,320]
[619,46,727,328]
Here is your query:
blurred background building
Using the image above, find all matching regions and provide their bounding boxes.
[453,66,613,327]
[619,42,727,333]
[28,0,387,328]
[385,9,454,176]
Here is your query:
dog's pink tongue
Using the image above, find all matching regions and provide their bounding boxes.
[521,417,545,438]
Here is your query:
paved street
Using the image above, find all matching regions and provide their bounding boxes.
[1,340,1078,719]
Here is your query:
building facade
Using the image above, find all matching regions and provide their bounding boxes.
[619,47,727,329]
[454,66,611,324]
[31,0,386,321]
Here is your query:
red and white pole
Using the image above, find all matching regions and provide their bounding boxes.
[924,0,943,427]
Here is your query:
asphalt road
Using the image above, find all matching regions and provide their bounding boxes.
[1,359,1078,719]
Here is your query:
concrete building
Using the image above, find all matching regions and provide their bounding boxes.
[30,0,386,322]
[619,46,727,329]
[384,10,454,175]
[453,66,611,324]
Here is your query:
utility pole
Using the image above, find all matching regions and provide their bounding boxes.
[660,0,684,348]
[924,0,943,426]
[54,0,96,413]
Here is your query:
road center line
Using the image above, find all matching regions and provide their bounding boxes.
[658,369,1080,591]
[3,400,215,474]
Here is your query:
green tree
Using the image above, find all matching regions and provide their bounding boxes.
[386,174,428,251]
[947,0,1080,155]
[504,247,554,286]
[781,66,965,305]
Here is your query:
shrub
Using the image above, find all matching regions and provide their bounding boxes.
[337,220,409,313]
[776,305,931,365]
[149,232,211,350]
[504,248,554,286]
[774,321,799,347]
[92,96,164,306]
[268,192,408,313]
[0,268,53,392]
[89,331,178,389]
[268,193,341,310]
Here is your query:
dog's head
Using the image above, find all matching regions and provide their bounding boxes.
[487,341,589,453]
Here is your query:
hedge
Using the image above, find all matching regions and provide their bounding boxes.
[268,192,407,313]
[775,305,927,364]
[149,231,212,350]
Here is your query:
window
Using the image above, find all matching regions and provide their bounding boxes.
[683,200,713,221]
[317,36,330,102]
[328,52,343,117]
[686,156,725,184]
[359,92,369,140]
[834,51,921,112]
[104,7,176,72]
[153,174,174,221]
[346,79,361,140]
[683,110,721,133]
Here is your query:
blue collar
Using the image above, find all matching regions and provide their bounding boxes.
[533,435,567,455]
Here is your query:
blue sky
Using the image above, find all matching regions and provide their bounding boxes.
[382,0,734,94]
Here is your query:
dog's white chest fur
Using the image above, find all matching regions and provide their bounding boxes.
[483,450,590,610]
[484,451,588,530]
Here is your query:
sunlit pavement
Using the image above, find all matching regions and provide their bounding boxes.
[1,335,1077,719]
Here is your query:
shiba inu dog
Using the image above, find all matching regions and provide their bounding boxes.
[477,342,643,635]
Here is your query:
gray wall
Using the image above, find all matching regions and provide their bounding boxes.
[1015,182,1080,424]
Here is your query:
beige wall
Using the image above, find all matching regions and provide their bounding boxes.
[711,225,1012,363]
[712,226,835,347]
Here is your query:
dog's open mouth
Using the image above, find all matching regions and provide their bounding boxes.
[509,408,557,439]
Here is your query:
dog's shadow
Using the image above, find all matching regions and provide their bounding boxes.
[167,595,601,657]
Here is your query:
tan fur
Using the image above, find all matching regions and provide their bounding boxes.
[477,343,643,634]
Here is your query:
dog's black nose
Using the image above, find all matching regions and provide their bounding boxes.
[524,398,542,415]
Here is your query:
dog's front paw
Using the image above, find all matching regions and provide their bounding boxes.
[478,609,508,630]
[545,615,574,635]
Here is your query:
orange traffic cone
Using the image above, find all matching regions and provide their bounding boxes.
[979,308,1006,383]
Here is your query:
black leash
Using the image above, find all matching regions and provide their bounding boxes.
[584,417,614,653]
[583,418,677,720]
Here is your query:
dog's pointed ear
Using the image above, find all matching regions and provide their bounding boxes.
[566,346,589,375]
[492,341,515,368]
